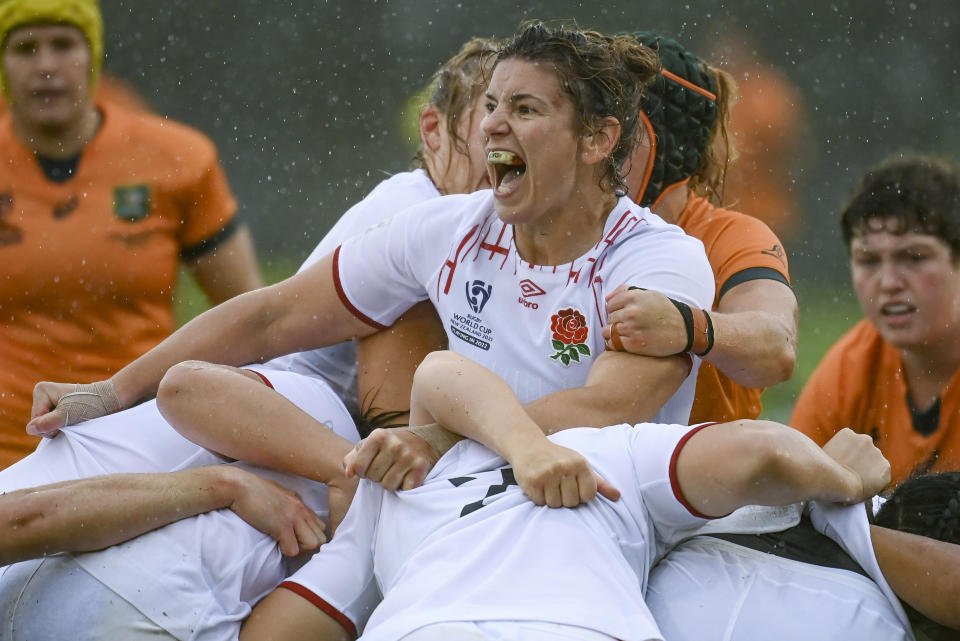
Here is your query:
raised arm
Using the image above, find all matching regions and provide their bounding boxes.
[604,278,797,388]
[674,423,890,517]
[0,465,325,566]
[28,252,375,436]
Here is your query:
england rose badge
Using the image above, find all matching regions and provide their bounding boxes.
[549,308,591,366]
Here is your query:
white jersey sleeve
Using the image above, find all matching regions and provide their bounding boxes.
[625,422,719,547]
[281,479,385,637]
[335,191,486,328]
[601,205,714,311]
[297,169,441,273]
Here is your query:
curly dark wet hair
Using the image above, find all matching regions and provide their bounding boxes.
[840,154,960,258]
[496,22,660,193]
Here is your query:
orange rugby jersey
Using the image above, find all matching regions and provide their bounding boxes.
[792,320,960,486]
[0,99,237,464]
[677,195,791,423]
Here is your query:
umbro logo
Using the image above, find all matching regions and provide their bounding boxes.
[519,279,545,297]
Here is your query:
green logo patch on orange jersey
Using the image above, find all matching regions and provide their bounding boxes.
[113,185,151,222]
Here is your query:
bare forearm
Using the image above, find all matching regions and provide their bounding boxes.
[676,421,873,518]
[525,351,689,435]
[704,308,796,388]
[411,351,545,462]
[0,467,238,565]
[871,525,960,629]
[113,287,285,406]
[706,280,797,388]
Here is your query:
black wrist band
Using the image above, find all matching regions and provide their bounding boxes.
[668,298,695,353]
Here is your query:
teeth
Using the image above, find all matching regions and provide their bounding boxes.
[883,303,912,314]
[487,150,523,165]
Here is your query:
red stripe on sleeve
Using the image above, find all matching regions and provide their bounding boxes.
[278,581,359,639]
[669,422,721,519]
[332,245,389,331]
[242,369,274,389]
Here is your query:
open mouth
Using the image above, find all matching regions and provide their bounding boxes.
[487,150,526,195]
[881,302,915,316]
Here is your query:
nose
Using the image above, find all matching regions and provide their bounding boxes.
[481,105,508,138]
[878,260,904,292]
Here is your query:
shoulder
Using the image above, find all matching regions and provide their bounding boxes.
[813,320,887,379]
[364,169,441,205]
[100,101,221,169]
[680,196,790,276]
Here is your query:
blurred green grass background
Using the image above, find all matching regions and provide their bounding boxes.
[175,266,865,423]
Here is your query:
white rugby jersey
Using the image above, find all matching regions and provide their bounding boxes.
[647,501,913,640]
[284,422,714,641]
[265,169,442,414]
[335,191,714,423]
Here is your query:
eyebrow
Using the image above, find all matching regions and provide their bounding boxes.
[485,92,546,105]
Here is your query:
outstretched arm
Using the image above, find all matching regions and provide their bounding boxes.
[0,465,325,566]
[604,279,797,388]
[675,423,890,517]
[28,253,375,437]
[871,525,960,630]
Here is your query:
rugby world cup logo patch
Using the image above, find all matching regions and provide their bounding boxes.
[550,307,591,366]
[465,279,493,314]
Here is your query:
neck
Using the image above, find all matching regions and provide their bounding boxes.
[513,189,618,266]
[13,104,100,158]
[649,181,691,224]
[900,337,960,410]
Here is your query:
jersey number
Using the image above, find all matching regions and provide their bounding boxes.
[454,467,517,517]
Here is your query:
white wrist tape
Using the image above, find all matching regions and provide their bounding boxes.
[57,380,121,426]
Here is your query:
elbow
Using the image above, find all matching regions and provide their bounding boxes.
[730,421,798,498]
[156,361,215,440]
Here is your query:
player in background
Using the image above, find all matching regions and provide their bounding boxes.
[0,0,262,465]
[608,31,797,424]
[241,349,912,641]
[791,155,960,486]
[0,38,508,641]
[0,36,499,497]
[26,24,713,505]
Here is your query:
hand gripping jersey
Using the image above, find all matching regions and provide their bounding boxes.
[647,500,913,641]
[334,191,714,423]
[265,169,441,416]
[0,367,360,641]
[791,319,960,485]
[0,99,239,463]
[677,195,792,423]
[283,422,715,641]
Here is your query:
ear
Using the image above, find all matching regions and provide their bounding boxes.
[419,106,444,152]
[581,116,621,166]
